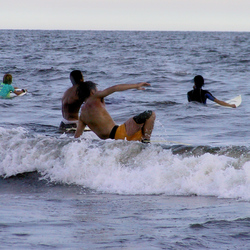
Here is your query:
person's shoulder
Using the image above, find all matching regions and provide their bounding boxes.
[6,84,15,91]
[202,89,213,95]
[64,85,78,95]
[65,85,76,92]
[63,86,79,101]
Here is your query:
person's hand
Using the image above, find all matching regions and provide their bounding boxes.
[136,82,151,90]
[231,104,236,108]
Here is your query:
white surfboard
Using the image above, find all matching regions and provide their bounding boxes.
[216,95,242,108]
[65,126,91,132]
[227,95,242,107]
[8,89,27,98]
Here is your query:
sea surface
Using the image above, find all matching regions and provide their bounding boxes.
[0,30,250,249]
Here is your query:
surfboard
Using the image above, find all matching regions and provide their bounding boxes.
[65,126,91,132]
[227,95,242,107]
[216,95,242,108]
[8,89,27,98]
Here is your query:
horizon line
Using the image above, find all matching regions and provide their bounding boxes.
[1,28,249,33]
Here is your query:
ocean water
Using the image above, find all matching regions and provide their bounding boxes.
[0,30,250,249]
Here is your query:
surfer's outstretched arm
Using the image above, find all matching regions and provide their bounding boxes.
[94,82,150,99]
[214,98,236,108]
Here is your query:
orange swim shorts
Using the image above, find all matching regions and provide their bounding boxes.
[110,124,143,141]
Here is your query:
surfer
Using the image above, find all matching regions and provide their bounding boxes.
[59,70,85,130]
[187,75,236,108]
[0,74,26,98]
[74,81,156,143]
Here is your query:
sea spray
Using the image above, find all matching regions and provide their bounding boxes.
[1,127,249,200]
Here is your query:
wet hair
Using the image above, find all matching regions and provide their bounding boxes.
[3,74,12,84]
[70,70,84,85]
[194,75,204,89]
[77,81,97,102]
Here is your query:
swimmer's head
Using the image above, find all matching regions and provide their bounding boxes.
[194,75,204,89]
[77,81,97,102]
[70,70,84,85]
[86,81,97,93]
[3,74,12,84]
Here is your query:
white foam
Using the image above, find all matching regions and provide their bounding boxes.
[0,127,249,201]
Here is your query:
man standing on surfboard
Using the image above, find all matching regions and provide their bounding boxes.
[74,81,156,143]
[187,75,236,108]
[59,70,85,130]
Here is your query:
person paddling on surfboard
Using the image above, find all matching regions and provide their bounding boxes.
[74,81,156,143]
[60,70,86,131]
[0,74,26,98]
[187,75,236,108]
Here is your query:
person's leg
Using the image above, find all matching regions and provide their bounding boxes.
[124,110,156,140]
[141,111,156,140]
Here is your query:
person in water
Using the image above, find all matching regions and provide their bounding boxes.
[0,74,25,98]
[74,81,156,143]
[187,75,236,108]
[60,70,85,130]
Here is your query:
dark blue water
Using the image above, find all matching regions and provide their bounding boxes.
[0,30,250,249]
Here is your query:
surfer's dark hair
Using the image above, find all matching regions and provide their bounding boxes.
[70,70,84,85]
[77,81,97,102]
[194,75,204,89]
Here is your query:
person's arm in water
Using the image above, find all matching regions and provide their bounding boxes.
[205,92,236,108]
[94,82,150,99]
[74,120,86,138]
[187,91,192,102]
[13,88,26,95]
[214,98,236,108]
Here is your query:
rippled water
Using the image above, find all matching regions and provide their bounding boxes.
[0,30,249,249]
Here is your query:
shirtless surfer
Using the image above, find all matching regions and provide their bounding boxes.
[187,75,236,108]
[59,70,85,130]
[74,81,156,143]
